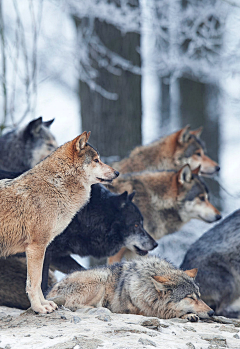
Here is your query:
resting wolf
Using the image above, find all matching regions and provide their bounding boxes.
[48,256,214,322]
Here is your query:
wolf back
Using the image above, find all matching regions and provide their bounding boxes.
[181,209,240,316]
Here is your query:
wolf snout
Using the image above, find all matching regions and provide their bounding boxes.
[208,309,214,317]
[114,170,119,178]
[152,241,158,250]
[215,214,222,221]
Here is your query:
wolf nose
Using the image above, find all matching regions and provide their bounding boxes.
[208,310,214,317]
[215,214,222,221]
[215,166,220,172]
[153,241,158,249]
[114,171,119,177]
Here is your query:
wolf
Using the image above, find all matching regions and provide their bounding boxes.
[108,165,221,263]
[0,256,56,310]
[0,116,58,172]
[181,209,240,317]
[47,256,214,321]
[41,184,158,293]
[0,166,158,294]
[0,131,119,314]
[113,125,220,177]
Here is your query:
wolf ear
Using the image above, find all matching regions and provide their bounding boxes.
[177,164,192,185]
[178,125,191,145]
[43,118,55,128]
[116,191,128,208]
[128,191,135,202]
[152,275,172,291]
[190,126,203,139]
[184,268,198,278]
[192,165,201,176]
[76,131,91,151]
[24,117,43,137]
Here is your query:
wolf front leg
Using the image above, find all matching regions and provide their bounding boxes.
[26,243,57,313]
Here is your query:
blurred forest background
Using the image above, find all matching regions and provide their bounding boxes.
[1,0,240,265]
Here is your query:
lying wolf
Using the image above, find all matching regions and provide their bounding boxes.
[0,117,58,172]
[0,131,118,314]
[108,165,221,263]
[48,256,214,321]
[113,125,219,177]
[181,209,240,317]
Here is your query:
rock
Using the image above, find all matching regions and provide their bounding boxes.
[211,316,240,327]
[183,326,196,332]
[219,325,239,333]
[96,314,111,322]
[170,317,188,323]
[233,334,240,339]
[138,338,157,347]
[48,297,66,307]
[186,343,195,349]
[200,334,227,347]
[70,316,81,324]
[140,318,161,330]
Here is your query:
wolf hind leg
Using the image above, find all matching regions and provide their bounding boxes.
[26,244,57,313]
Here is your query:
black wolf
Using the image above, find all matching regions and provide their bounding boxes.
[0,117,58,172]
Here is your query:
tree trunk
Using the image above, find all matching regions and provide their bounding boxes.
[76,7,141,160]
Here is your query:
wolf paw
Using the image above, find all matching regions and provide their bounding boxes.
[41,299,58,310]
[186,313,199,322]
[32,304,55,314]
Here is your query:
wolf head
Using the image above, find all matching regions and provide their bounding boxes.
[71,131,119,185]
[0,117,58,172]
[150,260,214,320]
[175,164,221,224]
[173,125,220,176]
[23,117,58,168]
[110,191,158,256]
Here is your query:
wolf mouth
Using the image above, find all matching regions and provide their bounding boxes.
[134,245,148,256]
[97,177,113,183]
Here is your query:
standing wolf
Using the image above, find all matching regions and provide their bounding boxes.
[0,117,58,172]
[181,209,240,316]
[48,256,214,321]
[0,131,119,314]
[113,126,219,176]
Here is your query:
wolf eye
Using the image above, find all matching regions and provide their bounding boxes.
[199,196,205,202]
[94,159,99,163]
[195,152,201,156]
[135,224,139,228]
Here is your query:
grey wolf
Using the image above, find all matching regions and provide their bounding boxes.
[0,131,119,314]
[48,256,214,321]
[108,165,221,263]
[0,256,56,310]
[181,209,240,317]
[113,125,220,177]
[0,116,58,172]
[0,167,158,294]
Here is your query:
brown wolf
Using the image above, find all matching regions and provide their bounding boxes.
[48,256,214,321]
[113,126,219,177]
[0,131,119,314]
[108,165,221,263]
